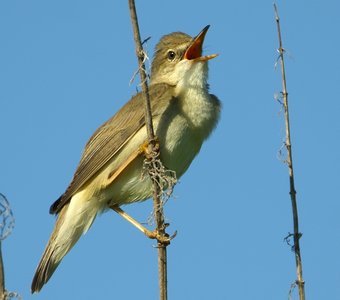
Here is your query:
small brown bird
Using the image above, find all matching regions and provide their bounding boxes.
[31,25,221,293]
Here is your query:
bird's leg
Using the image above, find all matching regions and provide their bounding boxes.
[109,139,176,244]
[110,206,175,244]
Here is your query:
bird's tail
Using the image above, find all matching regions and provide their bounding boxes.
[31,193,99,293]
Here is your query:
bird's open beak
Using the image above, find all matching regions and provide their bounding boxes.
[184,25,218,62]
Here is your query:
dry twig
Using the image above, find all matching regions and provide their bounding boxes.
[0,244,4,300]
[273,4,306,300]
[0,194,21,300]
[127,1,170,299]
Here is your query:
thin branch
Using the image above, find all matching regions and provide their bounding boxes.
[0,242,5,300]
[273,4,306,300]
[127,1,169,300]
[0,194,21,300]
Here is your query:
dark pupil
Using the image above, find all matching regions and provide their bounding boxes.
[168,51,176,60]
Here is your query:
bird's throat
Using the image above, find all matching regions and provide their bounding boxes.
[173,61,214,131]
[178,85,215,130]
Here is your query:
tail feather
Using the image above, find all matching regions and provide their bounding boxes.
[31,193,99,293]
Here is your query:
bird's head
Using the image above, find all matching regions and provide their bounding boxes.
[150,25,217,91]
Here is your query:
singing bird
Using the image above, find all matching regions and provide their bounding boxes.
[31,25,221,292]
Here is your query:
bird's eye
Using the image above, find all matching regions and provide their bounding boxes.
[167,50,176,61]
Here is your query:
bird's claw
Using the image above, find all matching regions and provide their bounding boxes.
[146,229,177,245]
[140,138,160,160]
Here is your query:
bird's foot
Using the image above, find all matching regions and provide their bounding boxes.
[144,225,177,245]
[140,138,160,160]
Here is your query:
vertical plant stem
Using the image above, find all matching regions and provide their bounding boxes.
[0,242,5,300]
[127,1,168,299]
[274,4,305,300]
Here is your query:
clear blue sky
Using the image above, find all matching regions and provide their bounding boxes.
[1,1,340,299]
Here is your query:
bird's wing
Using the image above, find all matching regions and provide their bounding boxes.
[50,83,175,214]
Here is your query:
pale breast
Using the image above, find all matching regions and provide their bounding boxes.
[91,90,219,207]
